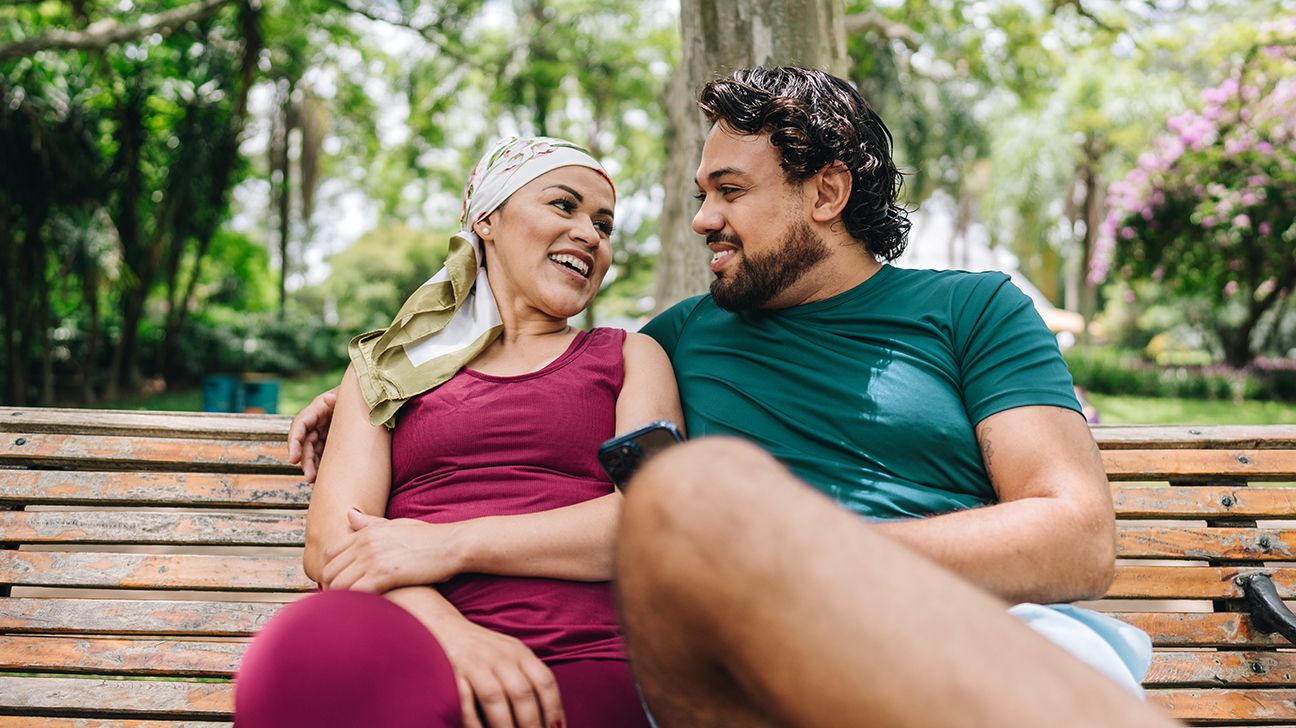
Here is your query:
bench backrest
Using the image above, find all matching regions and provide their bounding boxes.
[1,408,1295,725]
[1100,424,1296,726]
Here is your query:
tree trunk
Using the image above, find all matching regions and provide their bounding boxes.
[273,76,296,320]
[652,0,848,312]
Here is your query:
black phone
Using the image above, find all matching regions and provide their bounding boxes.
[597,420,685,489]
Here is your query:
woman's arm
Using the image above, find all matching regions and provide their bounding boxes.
[302,365,391,583]
[323,332,684,588]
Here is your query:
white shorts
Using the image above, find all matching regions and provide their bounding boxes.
[1010,603,1153,696]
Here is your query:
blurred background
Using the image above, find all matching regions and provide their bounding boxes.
[1,0,1293,424]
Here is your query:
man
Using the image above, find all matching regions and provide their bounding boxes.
[289,67,1177,727]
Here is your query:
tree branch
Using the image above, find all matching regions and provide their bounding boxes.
[324,0,480,68]
[0,0,235,61]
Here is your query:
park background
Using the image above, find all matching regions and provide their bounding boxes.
[1,0,1294,425]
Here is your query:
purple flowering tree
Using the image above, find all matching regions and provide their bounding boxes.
[1092,20,1296,367]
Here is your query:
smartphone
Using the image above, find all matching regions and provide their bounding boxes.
[598,420,685,490]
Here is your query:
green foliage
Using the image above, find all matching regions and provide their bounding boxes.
[1064,346,1296,402]
[313,223,451,333]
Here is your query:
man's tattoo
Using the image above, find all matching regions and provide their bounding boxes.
[978,427,999,489]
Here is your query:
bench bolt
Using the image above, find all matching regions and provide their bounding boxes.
[1238,455,1251,464]
[1222,495,1235,508]
[1251,661,1267,675]
[13,438,25,446]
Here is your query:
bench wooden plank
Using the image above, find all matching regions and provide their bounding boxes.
[1117,526,1296,561]
[1093,425,1296,450]
[1111,612,1289,648]
[1148,687,1296,723]
[0,636,244,677]
[0,675,231,718]
[0,433,294,474]
[1109,566,1296,599]
[0,511,304,546]
[0,472,309,508]
[1102,449,1296,481]
[1114,485,1296,519]
[0,598,283,636]
[0,719,229,727]
[1146,651,1296,687]
[0,553,313,592]
[0,407,288,441]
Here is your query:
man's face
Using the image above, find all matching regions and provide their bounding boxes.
[692,125,829,311]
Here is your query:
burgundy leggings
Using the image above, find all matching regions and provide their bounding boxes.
[235,590,650,728]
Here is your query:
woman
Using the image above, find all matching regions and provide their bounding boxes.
[235,137,682,728]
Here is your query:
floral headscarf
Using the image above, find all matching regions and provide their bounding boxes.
[348,137,613,427]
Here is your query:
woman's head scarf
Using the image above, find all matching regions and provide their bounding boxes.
[348,136,614,427]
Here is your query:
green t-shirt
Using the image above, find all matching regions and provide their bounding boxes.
[641,264,1081,520]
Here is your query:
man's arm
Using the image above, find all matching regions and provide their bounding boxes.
[876,405,1115,604]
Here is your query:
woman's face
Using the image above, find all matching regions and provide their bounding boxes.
[475,166,615,319]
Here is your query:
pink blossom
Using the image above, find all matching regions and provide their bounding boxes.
[1121,226,1136,240]
[1141,207,1154,221]
[1233,214,1252,229]
[1202,215,1217,228]
[1257,142,1274,154]
[1241,192,1258,206]
[1152,266,1165,282]
[1124,290,1136,304]
[1260,221,1273,235]
[1224,281,1239,297]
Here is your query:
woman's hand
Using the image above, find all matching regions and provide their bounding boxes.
[436,616,566,728]
[287,387,338,482]
[321,510,465,592]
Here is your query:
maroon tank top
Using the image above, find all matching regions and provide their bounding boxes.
[388,327,626,663]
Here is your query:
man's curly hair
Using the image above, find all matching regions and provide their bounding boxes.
[696,67,910,262]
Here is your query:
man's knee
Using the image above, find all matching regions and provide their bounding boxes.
[617,437,795,583]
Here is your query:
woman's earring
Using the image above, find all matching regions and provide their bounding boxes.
[480,226,490,235]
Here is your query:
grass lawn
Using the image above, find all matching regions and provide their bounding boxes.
[1087,392,1296,425]
[94,369,345,416]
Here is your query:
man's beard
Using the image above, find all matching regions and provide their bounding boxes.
[710,220,830,312]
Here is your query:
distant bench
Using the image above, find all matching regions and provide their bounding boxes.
[0,407,1294,725]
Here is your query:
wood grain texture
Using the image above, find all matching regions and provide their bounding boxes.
[1113,485,1296,518]
[0,407,288,441]
[1116,526,1296,560]
[0,598,284,636]
[0,636,244,677]
[1147,687,1296,723]
[0,675,231,718]
[1147,651,1296,687]
[0,433,294,474]
[1111,612,1289,648]
[0,472,309,508]
[1102,449,1296,481]
[0,511,304,546]
[1093,425,1296,450]
[1108,565,1296,599]
[0,552,313,592]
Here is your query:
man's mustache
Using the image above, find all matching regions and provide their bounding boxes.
[706,233,743,248]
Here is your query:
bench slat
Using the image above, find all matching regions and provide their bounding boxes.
[0,407,288,441]
[0,472,309,508]
[0,433,294,474]
[0,511,304,546]
[0,675,230,719]
[1109,565,1296,599]
[1111,612,1288,648]
[0,552,313,592]
[0,636,243,677]
[1093,425,1296,450]
[1114,485,1296,518]
[1147,651,1296,687]
[0,719,229,727]
[1148,687,1296,723]
[0,598,284,636]
[1117,526,1296,561]
[1102,449,1296,481]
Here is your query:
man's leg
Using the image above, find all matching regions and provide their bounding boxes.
[615,438,1180,728]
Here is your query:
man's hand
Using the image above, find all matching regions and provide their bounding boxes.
[322,510,465,592]
[287,387,338,482]
[436,615,565,728]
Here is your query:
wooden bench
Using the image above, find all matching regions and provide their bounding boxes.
[0,408,1294,725]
